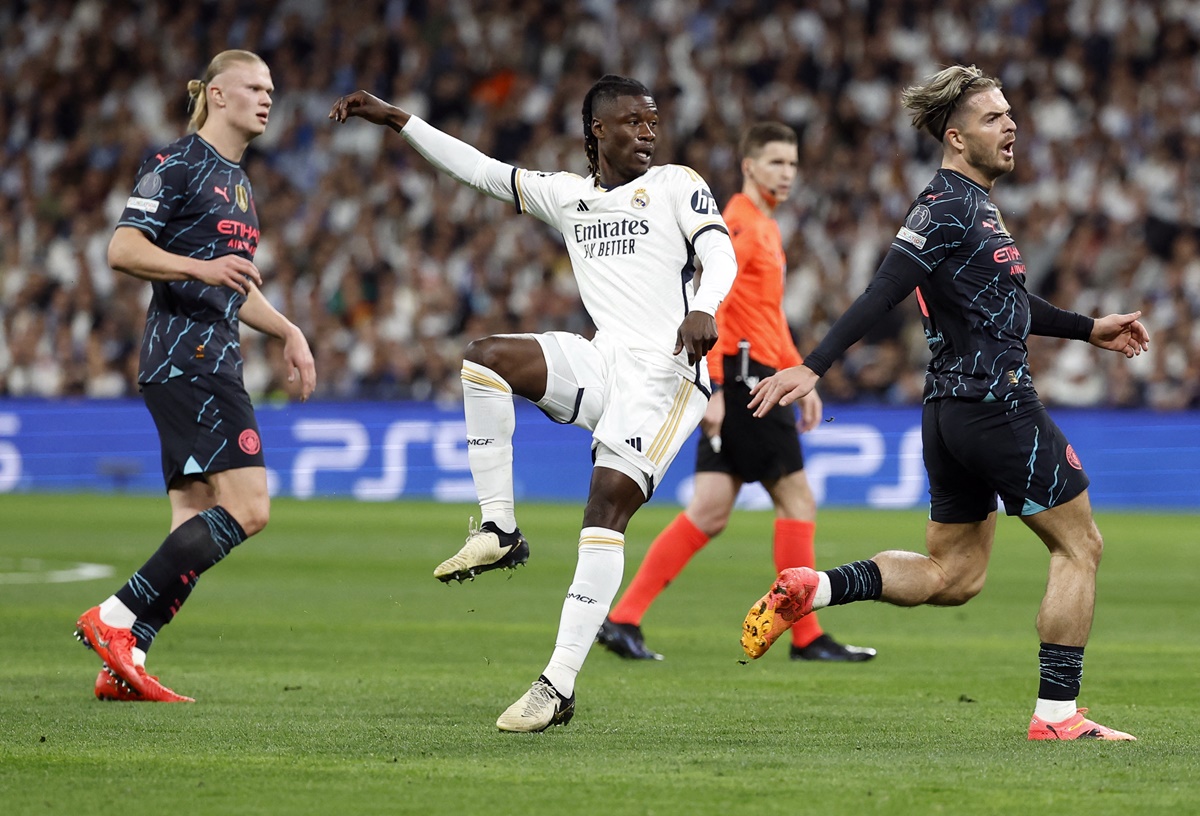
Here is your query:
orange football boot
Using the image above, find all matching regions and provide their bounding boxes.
[128,666,194,703]
[1028,708,1136,741]
[75,606,140,690]
[95,669,143,701]
[741,567,820,659]
[78,607,194,702]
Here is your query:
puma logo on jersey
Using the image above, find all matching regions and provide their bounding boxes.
[214,186,230,202]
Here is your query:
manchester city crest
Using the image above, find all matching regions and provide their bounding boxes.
[235,183,249,212]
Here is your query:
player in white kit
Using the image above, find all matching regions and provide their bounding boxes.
[330,75,738,731]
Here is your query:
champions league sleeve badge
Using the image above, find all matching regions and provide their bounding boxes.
[897,204,931,249]
[135,172,163,198]
[905,204,932,232]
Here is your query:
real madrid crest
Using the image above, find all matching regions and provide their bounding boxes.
[631,188,649,209]
[235,183,249,212]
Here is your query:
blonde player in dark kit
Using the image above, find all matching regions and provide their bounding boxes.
[75,50,315,702]
[331,75,737,732]
[741,65,1146,741]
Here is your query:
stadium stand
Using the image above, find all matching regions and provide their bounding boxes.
[1,0,1198,407]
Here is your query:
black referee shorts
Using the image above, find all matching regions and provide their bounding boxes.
[695,357,804,484]
[923,395,1089,523]
[141,374,265,491]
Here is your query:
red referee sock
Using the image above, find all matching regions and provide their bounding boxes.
[774,518,823,648]
[609,512,709,626]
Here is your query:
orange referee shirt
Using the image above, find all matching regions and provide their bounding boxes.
[706,192,802,386]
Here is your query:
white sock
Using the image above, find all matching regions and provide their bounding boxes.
[461,361,517,533]
[1034,698,1078,723]
[132,647,147,667]
[812,572,832,610]
[99,596,136,629]
[542,530,625,697]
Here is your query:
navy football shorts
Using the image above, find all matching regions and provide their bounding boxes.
[923,395,1089,523]
[141,375,265,491]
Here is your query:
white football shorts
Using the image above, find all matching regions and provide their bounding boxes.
[528,330,707,498]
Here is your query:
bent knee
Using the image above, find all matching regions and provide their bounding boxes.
[935,584,982,606]
[464,337,508,371]
[1056,523,1104,569]
[245,511,269,537]
[226,501,269,538]
[686,508,729,538]
[694,518,727,539]
[931,571,987,606]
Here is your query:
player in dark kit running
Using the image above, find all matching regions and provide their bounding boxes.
[740,65,1146,741]
[74,50,315,703]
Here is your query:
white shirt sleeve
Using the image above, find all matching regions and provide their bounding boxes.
[511,169,575,231]
[401,116,518,205]
[690,228,737,316]
[662,165,734,315]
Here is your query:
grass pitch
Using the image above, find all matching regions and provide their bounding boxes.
[0,494,1197,815]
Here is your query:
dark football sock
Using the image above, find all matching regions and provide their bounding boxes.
[116,506,247,650]
[1037,642,1085,701]
[132,571,200,652]
[825,559,883,606]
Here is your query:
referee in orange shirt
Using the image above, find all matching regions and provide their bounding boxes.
[597,122,876,662]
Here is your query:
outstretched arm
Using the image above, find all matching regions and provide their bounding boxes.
[328,90,411,131]
[749,248,925,417]
[329,90,515,202]
[800,248,926,376]
[1028,294,1150,357]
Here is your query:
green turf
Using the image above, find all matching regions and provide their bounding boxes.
[0,494,1197,815]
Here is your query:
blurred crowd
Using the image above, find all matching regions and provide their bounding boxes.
[2,0,1199,408]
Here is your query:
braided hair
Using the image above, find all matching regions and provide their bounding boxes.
[581,74,653,180]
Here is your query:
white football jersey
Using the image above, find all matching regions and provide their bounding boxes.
[511,165,728,379]
[400,117,733,383]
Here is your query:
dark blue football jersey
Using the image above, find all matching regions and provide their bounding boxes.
[890,169,1031,402]
[117,134,260,384]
